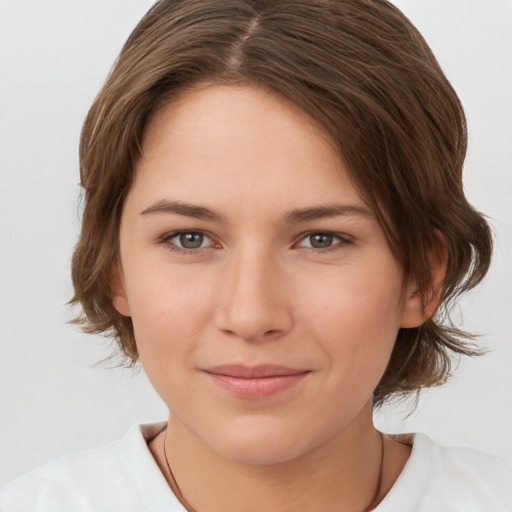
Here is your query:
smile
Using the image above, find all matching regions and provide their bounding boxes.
[203,364,311,398]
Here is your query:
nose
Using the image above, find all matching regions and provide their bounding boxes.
[214,246,294,342]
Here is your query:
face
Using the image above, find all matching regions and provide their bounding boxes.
[113,84,420,465]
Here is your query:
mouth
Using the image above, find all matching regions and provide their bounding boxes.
[202,364,311,398]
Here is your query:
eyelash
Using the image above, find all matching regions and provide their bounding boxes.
[296,232,353,253]
[160,231,218,256]
[159,230,353,256]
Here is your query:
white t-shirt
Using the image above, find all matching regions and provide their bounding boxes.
[1,422,511,511]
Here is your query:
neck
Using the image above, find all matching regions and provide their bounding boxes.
[150,401,391,512]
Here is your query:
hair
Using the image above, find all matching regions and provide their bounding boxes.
[71,0,492,407]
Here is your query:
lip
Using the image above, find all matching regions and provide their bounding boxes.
[203,364,311,398]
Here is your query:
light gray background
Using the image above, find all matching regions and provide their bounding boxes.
[1,0,511,486]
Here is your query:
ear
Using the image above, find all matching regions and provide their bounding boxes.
[110,259,131,317]
[400,236,447,328]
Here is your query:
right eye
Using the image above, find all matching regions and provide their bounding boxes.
[162,231,216,251]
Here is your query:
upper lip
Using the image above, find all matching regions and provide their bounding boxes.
[204,364,310,379]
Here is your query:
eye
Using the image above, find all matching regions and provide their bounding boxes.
[296,232,350,250]
[163,231,215,250]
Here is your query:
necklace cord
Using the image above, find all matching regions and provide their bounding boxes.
[163,428,385,512]
[163,428,197,512]
[364,431,385,512]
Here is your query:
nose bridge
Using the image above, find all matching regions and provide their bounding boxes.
[214,241,292,341]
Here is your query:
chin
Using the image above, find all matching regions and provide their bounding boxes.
[205,419,334,466]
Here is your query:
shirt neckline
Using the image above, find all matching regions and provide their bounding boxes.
[125,422,430,512]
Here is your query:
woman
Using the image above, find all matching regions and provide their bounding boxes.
[1,0,511,510]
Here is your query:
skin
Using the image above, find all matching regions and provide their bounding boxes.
[112,84,437,511]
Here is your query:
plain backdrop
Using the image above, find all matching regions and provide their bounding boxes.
[1,0,511,486]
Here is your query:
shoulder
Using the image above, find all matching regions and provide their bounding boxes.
[418,433,512,498]
[0,422,174,512]
[378,433,512,512]
[0,442,122,510]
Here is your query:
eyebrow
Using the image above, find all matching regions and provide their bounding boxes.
[140,199,374,223]
[140,199,226,222]
[285,204,374,222]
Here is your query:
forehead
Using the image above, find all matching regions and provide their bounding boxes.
[131,84,366,217]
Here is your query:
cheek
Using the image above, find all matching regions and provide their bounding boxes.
[301,264,403,378]
[124,265,216,364]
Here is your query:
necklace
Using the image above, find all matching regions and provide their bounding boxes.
[163,429,197,512]
[364,431,385,511]
[163,428,385,512]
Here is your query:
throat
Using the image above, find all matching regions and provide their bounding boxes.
[147,420,400,512]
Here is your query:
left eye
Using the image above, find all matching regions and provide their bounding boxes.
[166,231,214,250]
[297,233,346,249]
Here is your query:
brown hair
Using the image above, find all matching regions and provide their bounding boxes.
[71,0,492,406]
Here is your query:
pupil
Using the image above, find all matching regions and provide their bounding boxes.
[310,234,332,248]
[180,232,203,249]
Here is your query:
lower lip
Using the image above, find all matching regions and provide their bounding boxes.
[204,372,310,398]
